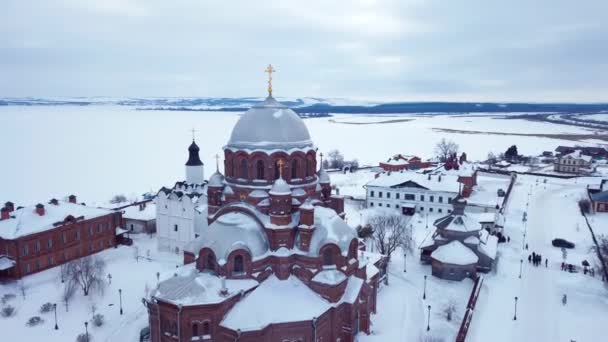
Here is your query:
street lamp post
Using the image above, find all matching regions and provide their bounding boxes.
[519,259,523,279]
[426,213,429,229]
[513,296,518,320]
[84,321,89,342]
[423,275,427,300]
[53,303,58,330]
[119,288,123,315]
[108,273,112,285]
[426,305,431,331]
[403,252,407,273]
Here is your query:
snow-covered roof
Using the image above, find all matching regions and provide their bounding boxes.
[122,203,156,221]
[311,269,347,285]
[183,212,269,262]
[153,269,258,306]
[0,201,115,239]
[208,171,225,187]
[365,171,460,193]
[291,187,307,197]
[308,206,358,256]
[563,150,592,162]
[476,212,496,223]
[434,213,481,233]
[269,177,291,195]
[0,256,16,270]
[431,240,479,265]
[478,235,498,260]
[464,235,480,245]
[249,189,269,198]
[221,275,330,331]
[382,159,408,165]
[226,96,314,151]
[339,276,364,304]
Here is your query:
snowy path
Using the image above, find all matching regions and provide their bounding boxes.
[469,176,608,342]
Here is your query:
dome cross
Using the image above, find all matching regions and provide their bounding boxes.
[215,153,220,171]
[265,64,276,97]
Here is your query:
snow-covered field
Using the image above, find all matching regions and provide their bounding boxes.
[1,105,605,205]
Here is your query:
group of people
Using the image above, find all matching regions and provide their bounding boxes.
[528,251,547,267]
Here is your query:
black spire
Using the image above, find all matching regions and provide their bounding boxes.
[186,140,203,166]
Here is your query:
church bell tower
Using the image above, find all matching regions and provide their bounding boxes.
[185,138,204,184]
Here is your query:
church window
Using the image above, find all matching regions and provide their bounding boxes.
[192,324,198,337]
[369,202,374,207]
[256,160,265,180]
[241,159,248,178]
[206,254,215,272]
[430,195,434,202]
[370,191,374,197]
[47,238,53,249]
[378,203,382,207]
[420,195,425,201]
[387,192,391,199]
[89,226,93,236]
[396,193,400,199]
[202,321,210,335]
[233,255,244,274]
[378,192,383,198]
[274,160,280,180]
[174,224,178,232]
[323,249,334,265]
[429,207,434,212]
[438,196,443,203]
[405,194,415,200]
[291,159,299,179]
[305,158,311,177]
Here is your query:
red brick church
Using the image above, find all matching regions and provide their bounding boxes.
[143,69,385,342]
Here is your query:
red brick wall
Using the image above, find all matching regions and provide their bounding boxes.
[1,212,120,280]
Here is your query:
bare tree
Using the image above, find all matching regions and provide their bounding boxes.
[61,278,77,312]
[109,194,127,204]
[65,256,106,296]
[327,149,345,169]
[434,138,459,162]
[367,211,411,261]
[594,235,608,282]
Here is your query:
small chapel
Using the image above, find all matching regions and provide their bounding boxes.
[144,66,385,342]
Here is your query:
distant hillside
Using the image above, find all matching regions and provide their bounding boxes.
[1,97,607,114]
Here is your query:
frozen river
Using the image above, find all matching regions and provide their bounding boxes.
[0,105,602,205]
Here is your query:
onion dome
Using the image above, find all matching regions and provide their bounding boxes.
[269,177,291,196]
[226,96,313,151]
[186,140,204,166]
[208,171,225,187]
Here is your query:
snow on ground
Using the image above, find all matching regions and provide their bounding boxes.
[330,169,378,199]
[0,235,182,342]
[1,105,605,205]
[467,175,608,342]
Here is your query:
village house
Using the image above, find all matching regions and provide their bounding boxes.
[0,196,122,280]
[589,179,608,213]
[554,149,594,174]
[121,200,156,234]
[378,154,433,172]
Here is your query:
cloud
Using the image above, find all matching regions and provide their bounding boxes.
[0,0,607,102]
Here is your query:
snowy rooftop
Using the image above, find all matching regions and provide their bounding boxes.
[311,268,347,285]
[153,269,258,306]
[184,212,269,262]
[434,213,481,233]
[226,96,314,150]
[563,150,592,162]
[220,275,330,331]
[366,171,460,193]
[0,201,114,239]
[431,240,479,265]
[121,203,156,221]
[308,206,358,255]
[478,234,498,260]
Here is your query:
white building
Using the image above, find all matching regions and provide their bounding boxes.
[364,171,460,215]
[156,140,208,253]
[554,150,593,174]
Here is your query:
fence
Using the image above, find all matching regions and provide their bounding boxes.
[455,275,484,342]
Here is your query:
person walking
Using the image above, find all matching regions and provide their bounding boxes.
[526,243,529,250]
[562,294,567,306]
[528,254,532,263]
[545,258,548,268]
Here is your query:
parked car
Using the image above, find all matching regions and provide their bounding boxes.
[497,189,506,197]
[552,238,575,249]
[140,327,150,342]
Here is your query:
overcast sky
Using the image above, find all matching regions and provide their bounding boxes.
[1,0,607,102]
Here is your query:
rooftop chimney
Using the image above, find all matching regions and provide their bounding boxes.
[35,203,45,216]
[4,201,14,212]
[68,195,77,204]
[219,276,228,297]
[49,198,59,205]
[1,207,9,220]
[438,175,442,182]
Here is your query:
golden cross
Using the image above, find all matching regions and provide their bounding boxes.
[215,154,220,171]
[277,159,284,178]
[319,152,324,167]
[265,64,276,97]
[190,128,198,141]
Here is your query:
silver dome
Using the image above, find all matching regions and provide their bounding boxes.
[227,97,313,150]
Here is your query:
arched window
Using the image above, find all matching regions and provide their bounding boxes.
[234,255,244,273]
[240,159,248,179]
[291,159,299,179]
[206,254,215,272]
[256,160,265,180]
[305,158,311,177]
[274,160,280,180]
[323,249,334,265]
[202,321,210,335]
[192,323,199,337]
